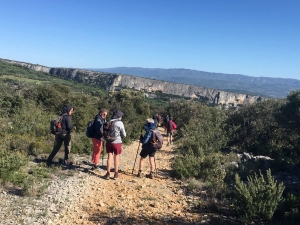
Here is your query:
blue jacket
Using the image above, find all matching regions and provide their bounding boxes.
[93,114,106,140]
[140,122,157,151]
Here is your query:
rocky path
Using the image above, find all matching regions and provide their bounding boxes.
[0,128,205,225]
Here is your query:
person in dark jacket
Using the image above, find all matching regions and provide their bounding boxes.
[152,114,158,128]
[46,105,76,166]
[91,108,108,170]
[137,118,162,179]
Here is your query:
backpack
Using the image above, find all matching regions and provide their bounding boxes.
[151,130,163,150]
[142,129,153,145]
[164,116,169,124]
[172,121,177,129]
[103,120,117,142]
[86,119,95,138]
[168,121,173,131]
[50,115,63,135]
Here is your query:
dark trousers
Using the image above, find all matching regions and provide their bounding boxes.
[47,133,71,163]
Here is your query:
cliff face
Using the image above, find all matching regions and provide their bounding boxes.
[110,75,263,106]
[0,58,266,107]
[2,59,51,73]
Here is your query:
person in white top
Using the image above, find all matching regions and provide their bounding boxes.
[104,110,126,180]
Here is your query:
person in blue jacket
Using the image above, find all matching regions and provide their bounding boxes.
[137,118,161,179]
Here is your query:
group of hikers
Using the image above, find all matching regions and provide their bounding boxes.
[46,106,177,180]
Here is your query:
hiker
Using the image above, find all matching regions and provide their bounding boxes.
[46,105,76,166]
[153,114,158,127]
[91,108,108,170]
[163,115,169,133]
[165,116,176,146]
[137,118,163,179]
[104,110,126,180]
[157,114,162,127]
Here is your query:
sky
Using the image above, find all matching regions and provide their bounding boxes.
[0,0,299,80]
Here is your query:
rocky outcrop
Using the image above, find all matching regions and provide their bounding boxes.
[1,58,51,73]
[0,58,267,107]
[110,75,264,107]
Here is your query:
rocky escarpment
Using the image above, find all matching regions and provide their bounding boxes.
[110,75,264,107]
[1,58,267,107]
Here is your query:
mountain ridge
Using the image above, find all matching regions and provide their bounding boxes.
[0,58,272,108]
[90,67,300,98]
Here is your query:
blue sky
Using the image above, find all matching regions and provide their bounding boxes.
[0,0,299,80]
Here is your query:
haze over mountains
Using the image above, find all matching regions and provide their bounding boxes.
[90,67,300,98]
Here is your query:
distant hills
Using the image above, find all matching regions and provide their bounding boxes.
[89,67,300,98]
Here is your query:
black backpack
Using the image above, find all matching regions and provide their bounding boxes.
[168,120,173,131]
[103,120,117,142]
[86,119,95,138]
[50,115,63,135]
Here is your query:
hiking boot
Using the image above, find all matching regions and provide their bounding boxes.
[146,172,154,179]
[46,161,52,167]
[137,171,142,178]
[91,164,99,170]
[114,173,119,180]
[104,172,110,180]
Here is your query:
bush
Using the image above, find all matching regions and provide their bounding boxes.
[0,149,28,184]
[172,148,202,179]
[235,169,285,221]
[71,132,93,155]
[276,193,300,222]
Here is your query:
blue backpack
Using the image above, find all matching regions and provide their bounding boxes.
[142,129,153,144]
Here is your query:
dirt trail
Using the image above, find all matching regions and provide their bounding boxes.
[59,127,203,225]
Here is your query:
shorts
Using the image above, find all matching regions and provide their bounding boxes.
[106,143,122,155]
[140,148,156,158]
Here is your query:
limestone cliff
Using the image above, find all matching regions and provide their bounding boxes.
[0,58,266,107]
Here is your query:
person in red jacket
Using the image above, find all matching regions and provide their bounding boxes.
[165,116,176,146]
[91,108,108,170]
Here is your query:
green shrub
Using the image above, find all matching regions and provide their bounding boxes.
[0,149,28,184]
[235,169,285,221]
[172,148,202,179]
[70,132,93,155]
[276,193,300,222]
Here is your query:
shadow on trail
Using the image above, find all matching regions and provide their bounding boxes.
[89,211,200,225]
[157,150,174,157]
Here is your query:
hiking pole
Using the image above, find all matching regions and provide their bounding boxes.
[102,144,105,167]
[132,125,144,174]
[154,155,158,176]
[132,142,141,174]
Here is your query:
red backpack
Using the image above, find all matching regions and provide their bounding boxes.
[172,121,177,129]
